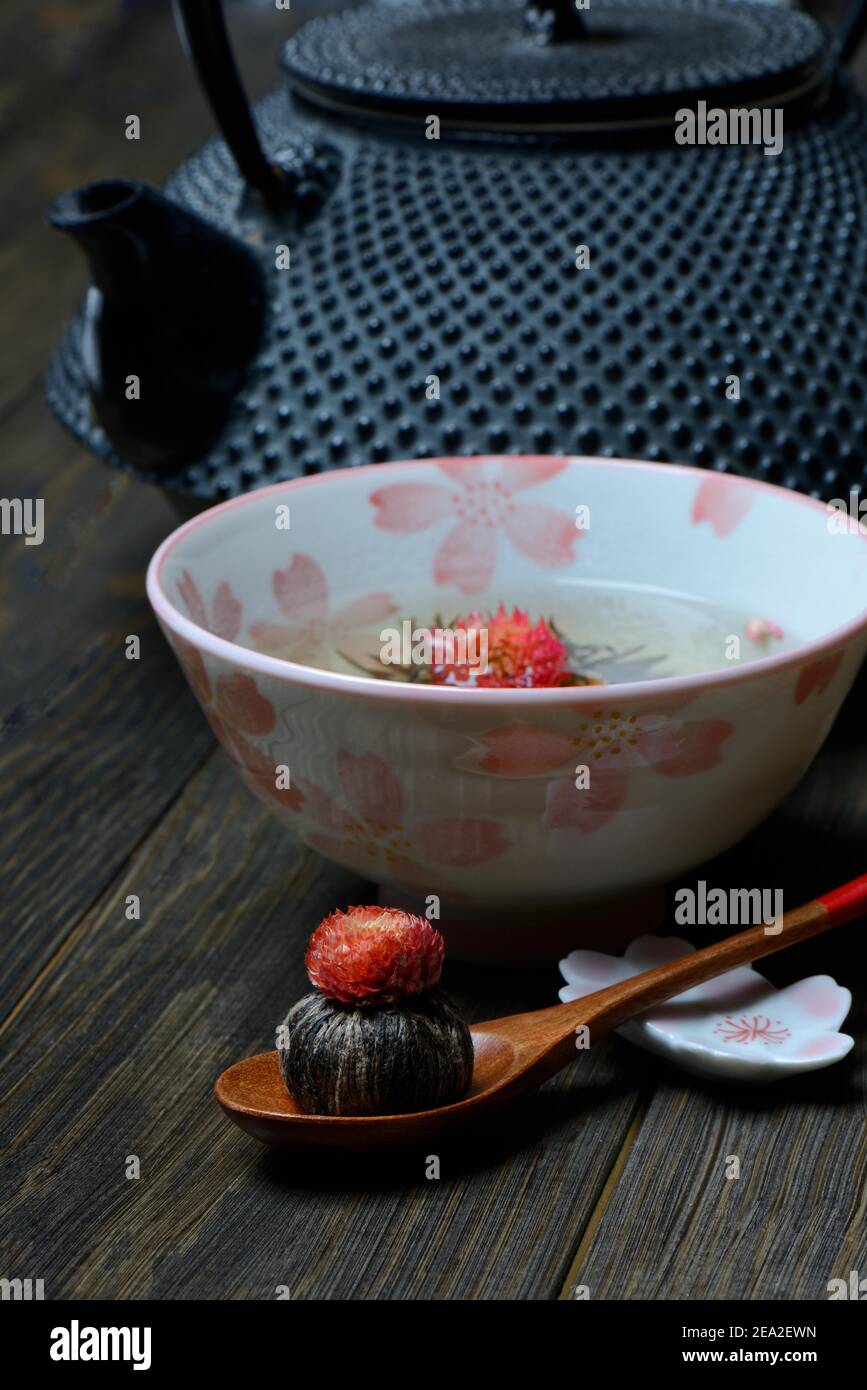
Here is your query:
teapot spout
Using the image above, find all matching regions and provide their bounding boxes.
[46,178,266,476]
[47,180,148,294]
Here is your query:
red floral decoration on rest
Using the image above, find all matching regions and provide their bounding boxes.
[431,604,572,688]
[305,906,445,1006]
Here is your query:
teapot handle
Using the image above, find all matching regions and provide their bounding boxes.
[172,0,292,211]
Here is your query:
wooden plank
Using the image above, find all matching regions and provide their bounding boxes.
[0,406,218,1016]
[0,639,213,1020]
[562,680,867,1299]
[566,985,867,1299]
[0,752,643,1300]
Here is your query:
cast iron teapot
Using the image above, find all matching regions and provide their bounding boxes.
[46,0,867,508]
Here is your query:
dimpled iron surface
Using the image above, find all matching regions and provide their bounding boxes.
[281,0,828,120]
[46,83,867,504]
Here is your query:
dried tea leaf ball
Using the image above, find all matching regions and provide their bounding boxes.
[277,905,473,1116]
[278,988,474,1117]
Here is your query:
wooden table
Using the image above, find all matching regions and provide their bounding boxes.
[1,0,865,1301]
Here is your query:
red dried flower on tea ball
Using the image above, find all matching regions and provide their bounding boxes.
[305,905,445,1006]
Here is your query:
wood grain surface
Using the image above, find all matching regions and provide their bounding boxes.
[1,0,865,1300]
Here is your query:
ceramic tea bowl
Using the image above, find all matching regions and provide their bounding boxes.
[147,456,867,960]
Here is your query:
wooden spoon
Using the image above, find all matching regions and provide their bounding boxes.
[215,875,866,1152]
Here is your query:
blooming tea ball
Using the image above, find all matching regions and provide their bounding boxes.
[277,906,473,1117]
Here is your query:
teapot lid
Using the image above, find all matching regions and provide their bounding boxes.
[281,0,829,133]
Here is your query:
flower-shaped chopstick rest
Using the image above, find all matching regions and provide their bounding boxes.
[559,935,853,1082]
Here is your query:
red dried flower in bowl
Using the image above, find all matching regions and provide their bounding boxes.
[431,604,572,688]
[305,905,445,1006]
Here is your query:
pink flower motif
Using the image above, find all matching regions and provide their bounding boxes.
[793,651,843,705]
[248,553,397,665]
[173,637,211,706]
[171,649,302,814]
[369,457,579,593]
[211,709,304,815]
[713,1015,791,1045]
[210,678,303,814]
[177,571,242,641]
[474,702,733,835]
[299,750,511,882]
[691,474,753,537]
[214,672,276,736]
[745,616,783,645]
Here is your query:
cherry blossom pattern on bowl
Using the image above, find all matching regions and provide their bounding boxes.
[463,691,734,835]
[369,455,579,594]
[559,934,853,1082]
[292,748,512,887]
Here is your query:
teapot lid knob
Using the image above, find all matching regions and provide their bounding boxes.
[524,1,588,45]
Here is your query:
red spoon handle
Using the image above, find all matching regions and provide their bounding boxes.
[818,872,867,926]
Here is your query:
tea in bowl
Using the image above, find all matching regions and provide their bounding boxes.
[146,456,867,960]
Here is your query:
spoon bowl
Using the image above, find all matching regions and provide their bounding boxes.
[215,877,867,1152]
[216,1032,518,1152]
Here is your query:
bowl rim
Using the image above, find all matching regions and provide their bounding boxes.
[146,454,867,706]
